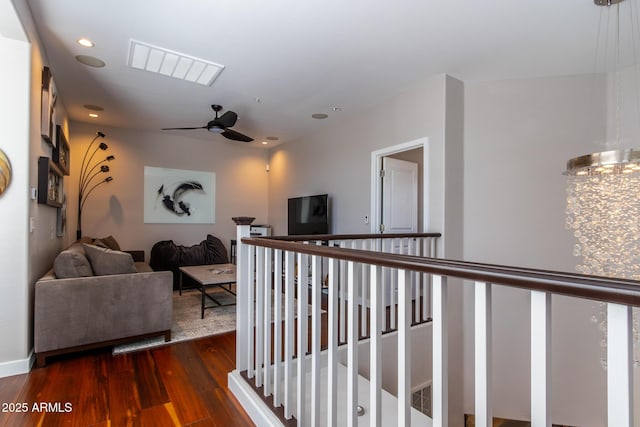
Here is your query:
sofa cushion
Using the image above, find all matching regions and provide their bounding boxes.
[83,244,137,275]
[53,243,94,278]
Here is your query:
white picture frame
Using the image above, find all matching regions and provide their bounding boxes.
[144,166,215,224]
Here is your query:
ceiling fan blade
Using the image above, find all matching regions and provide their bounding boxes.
[222,128,254,142]
[217,110,238,128]
[161,126,208,130]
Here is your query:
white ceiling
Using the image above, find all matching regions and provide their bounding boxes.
[21,0,638,147]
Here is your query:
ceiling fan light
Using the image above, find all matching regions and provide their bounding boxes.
[207,126,224,134]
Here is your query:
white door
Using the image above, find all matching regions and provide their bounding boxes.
[381,156,418,235]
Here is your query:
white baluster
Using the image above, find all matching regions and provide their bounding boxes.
[263,248,273,396]
[397,269,411,426]
[311,254,322,426]
[347,261,358,427]
[390,239,398,330]
[361,240,369,337]
[382,239,390,331]
[422,238,430,321]
[432,274,448,427]
[428,238,437,320]
[274,249,283,407]
[409,239,418,325]
[297,253,309,424]
[248,245,256,378]
[370,265,383,427]
[475,282,492,427]
[255,248,264,387]
[327,258,338,426]
[531,290,551,427]
[340,248,347,343]
[607,303,633,427]
[284,251,295,419]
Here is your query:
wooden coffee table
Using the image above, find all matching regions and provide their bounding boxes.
[179,264,236,319]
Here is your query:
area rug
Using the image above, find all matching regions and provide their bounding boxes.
[113,286,237,355]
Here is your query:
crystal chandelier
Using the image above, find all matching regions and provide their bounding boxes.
[565,0,640,368]
[565,158,640,368]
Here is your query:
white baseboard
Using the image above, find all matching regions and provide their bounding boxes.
[0,349,34,378]
[228,370,284,427]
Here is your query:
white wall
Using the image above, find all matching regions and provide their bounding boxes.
[0,0,69,376]
[69,122,269,259]
[464,74,610,426]
[0,16,31,375]
[268,73,465,424]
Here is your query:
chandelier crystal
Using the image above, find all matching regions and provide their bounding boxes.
[565,153,640,368]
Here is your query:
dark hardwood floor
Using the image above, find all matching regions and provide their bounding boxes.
[0,332,254,426]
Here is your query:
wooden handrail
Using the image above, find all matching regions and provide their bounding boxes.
[242,236,640,307]
[263,232,442,242]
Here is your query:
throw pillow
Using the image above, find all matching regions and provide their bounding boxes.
[83,244,137,276]
[93,235,121,251]
[91,239,109,249]
[53,243,94,278]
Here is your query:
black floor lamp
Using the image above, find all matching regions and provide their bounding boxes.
[77,131,114,240]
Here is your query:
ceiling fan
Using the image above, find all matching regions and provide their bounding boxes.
[162,104,254,142]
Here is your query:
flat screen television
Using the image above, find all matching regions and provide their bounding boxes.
[288,194,329,235]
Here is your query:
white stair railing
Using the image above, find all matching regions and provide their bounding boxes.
[229,225,640,427]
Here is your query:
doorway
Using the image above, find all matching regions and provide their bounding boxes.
[371,138,428,235]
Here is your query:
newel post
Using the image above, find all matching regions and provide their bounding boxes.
[233,216,255,371]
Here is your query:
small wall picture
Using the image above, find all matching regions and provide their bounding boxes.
[53,125,70,175]
[143,166,215,224]
[37,156,63,208]
[40,67,57,147]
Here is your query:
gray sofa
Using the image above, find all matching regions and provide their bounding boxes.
[34,238,173,367]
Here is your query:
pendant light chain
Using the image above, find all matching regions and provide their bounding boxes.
[616,1,621,144]
[632,0,640,124]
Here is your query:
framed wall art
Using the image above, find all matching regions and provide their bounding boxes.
[37,156,63,208]
[143,166,216,224]
[40,67,57,147]
[53,125,70,175]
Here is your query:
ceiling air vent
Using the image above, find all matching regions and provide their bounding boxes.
[127,39,224,86]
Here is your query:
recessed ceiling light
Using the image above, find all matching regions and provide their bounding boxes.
[76,55,106,68]
[312,113,328,119]
[261,141,268,145]
[84,104,104,111]
[266,136,279,141]
[77,38,94,48]
[89,113,98,118]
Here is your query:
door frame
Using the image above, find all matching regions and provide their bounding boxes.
[370,137,430,234]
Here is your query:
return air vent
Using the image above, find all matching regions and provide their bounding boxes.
[127,39,224,86]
